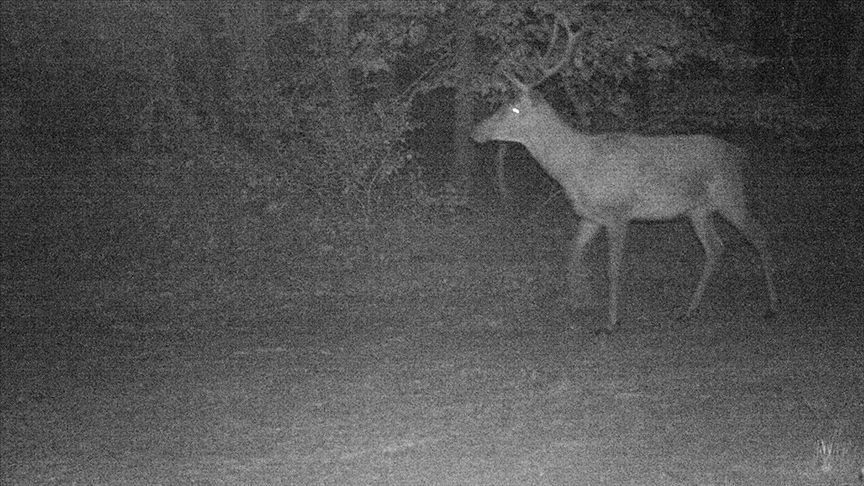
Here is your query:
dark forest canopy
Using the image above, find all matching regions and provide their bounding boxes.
[0,0,858,163]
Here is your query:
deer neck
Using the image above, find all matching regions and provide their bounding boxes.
[521,117,589,180]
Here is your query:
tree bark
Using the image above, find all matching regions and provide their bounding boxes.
[230,0,268,91]
[451,13,477,196]
[727,0,755,94]
[327,6,352,125]
[846,3,864,145]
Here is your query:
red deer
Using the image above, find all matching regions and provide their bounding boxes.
[472,16,779,334]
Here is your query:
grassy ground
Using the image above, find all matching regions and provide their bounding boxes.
[2,145,862,485]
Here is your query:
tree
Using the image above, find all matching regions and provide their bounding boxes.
[841,1,864,145]
[452,10,479,196]
[276,1,444,215]
[460,1,756,196]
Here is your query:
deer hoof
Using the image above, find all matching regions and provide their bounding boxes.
[593,320,621,337]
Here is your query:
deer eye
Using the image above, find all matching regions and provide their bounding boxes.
[511,107,520,114]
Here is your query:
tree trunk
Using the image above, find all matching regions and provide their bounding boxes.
[451,15,477,196]
[727,0,755,94]
[243,0,268,78]
[845,3,864,145]
[326,6,352,129]
[229,0,268,90]
[318,4,356,180]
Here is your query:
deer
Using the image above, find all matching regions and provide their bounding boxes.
[472,15,779,335]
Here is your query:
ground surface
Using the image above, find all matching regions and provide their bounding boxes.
[2,145,863,485]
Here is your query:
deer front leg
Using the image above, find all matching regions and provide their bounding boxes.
[605,222,629,332]
[567,219,602,309]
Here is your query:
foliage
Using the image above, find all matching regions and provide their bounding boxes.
[272,2,442,218]
[0,0,840,206]
[464,2,742,127]
[286,95,418,220]
[459,1,818,138]
[1,1,205,154]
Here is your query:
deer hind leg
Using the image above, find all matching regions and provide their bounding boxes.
[686,207,723,318]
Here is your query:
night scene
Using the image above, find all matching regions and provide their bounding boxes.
[1,1,862,484]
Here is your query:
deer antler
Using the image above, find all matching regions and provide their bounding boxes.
[501,13,578,93]
[535,14,577,86]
